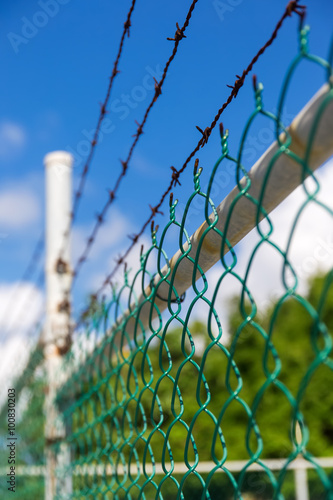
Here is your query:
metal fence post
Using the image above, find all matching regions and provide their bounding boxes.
[43,151,73,500]
[295,466,310,500]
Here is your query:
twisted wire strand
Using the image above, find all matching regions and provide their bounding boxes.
[70,0,201,283]
[73,0,305,329]
[57,0,138,260]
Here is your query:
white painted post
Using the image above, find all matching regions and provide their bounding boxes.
[43,151,73,500]
[295,467,309,500]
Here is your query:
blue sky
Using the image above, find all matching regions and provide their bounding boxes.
[0,0,332,379]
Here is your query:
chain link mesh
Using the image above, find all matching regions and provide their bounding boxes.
[52,24,333,500]
[1,20,332,500]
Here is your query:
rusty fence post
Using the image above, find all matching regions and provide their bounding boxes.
[43,151,73,500]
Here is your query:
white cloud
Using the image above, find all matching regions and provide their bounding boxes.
[0,121,26,158]
[0,186,40,228]
[235,159,333,303]
[0,336,35,410]
[0,281,44,340]
[0,282,43,406]
[71,210,145,315]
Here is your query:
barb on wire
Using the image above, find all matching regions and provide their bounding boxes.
[71,0,200,282]
[72,0,306,325]
[153,78,162,101]
[171,166,181,187]
[167,22,187,42]
[196,126,211,147]
[149,205,164,217]
[57,0,138,259]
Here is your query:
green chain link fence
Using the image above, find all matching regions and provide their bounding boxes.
[1,20,333,500]
[53,24,333,499]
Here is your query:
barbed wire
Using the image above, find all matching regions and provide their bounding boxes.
[57,0,138,260]
[70,0,200,283]
[71,0,306,328]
